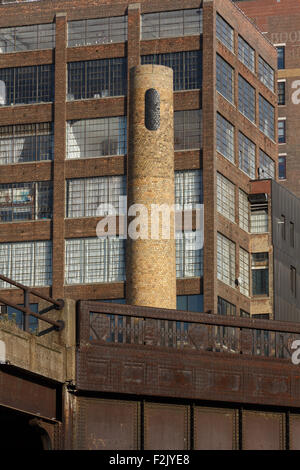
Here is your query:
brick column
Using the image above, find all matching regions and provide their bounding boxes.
[203,0,217,314]
[52,13,67,298]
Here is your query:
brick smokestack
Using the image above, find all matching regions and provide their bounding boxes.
[126,64,176,309]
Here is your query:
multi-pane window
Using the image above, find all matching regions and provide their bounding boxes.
[291,266,297,297]
[259,95,275,140]
[259,149,275,179]
[0,240,52,288]
[239,248,249,296]
[251,207,268,233]
[218,297,236,316]
[238,75,255,122]
[67,58,127,100]
[174,110,202,150]
[278,119,286,143]
[141,51,202,91]
[0,181,52,222]
[217,172,235,222]
[217,232,235,288]
[0,23,55,53]
[216,55,234,103]
[141,9,203,39]
[239,189,249,232]
[0,303,38,333]
[66,176,126,218]
[258,56,274,92]
[238,36,255,72]
[216,13,234,52]
[175,170,203,208]
[0,122,53,165]
[252,252,269,296]
[278,155,286,179]
[65,237,126,284]
[238,132,256,178]
[277,46,285,69]
[66,117,127,159]
[177,294,204,313]
[68,16,127,47]
[278,81,285,105]
[0,65,54,105]
[216,113,234,163]
[176,231,203,278]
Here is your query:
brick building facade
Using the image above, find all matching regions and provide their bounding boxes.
[235,0,300,197]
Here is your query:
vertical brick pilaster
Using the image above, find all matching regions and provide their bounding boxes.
[52,13,67,298]
[203,0,217,315]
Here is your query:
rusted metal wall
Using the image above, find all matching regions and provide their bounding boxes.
[144,403,189,450]
[71,396,300,450]
[194,407,238,450]
[74,398,140,450]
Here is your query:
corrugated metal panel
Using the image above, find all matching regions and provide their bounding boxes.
[74,397,140,450]
[194,406,238,449]
[242,410,285,450]
[144,403,189,450]
[272,180,300,321]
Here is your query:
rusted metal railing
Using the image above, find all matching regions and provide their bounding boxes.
[79,301,300,360]
[0,274,64,332]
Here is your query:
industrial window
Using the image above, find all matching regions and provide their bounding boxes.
[0,122,53,165]
[0,303,38,333]
[67,58,127,100]
[216,55,234,103]
[259,149,275,180]
[217,297,236,316]
[174,109,202,150]
[177,294,204,312]
[278,155,286,179]
[278,81,285,105]
[0,240,52,288]
[252,253,269,296]
[239,248,249,296]
[217,172,235,222]
[276,46,285,69]
[258,56,274,92]
[278,119,286,143]
[176,231,203,278]
[65,237,126,284]
[291,266,297,297]
[66,176,126,218]
[0,23,55,53]
[175,169,203,208]
[68,16,127,47]
[250,195,268,234]
[281,214,286,240]
[141,51,202,91]
[238,75,255,122]
[217,232,235,288]
[0,64,54,105]
[238,36,255,72]
[238,132,256,179]
[66,117,127,159]
[141,9,203,40]
[290,222,295,248]
[251,209,268,233]
[216,13,234,52]
[239,189,249,232]
[259,95,275,140]
[0,181,52,223]
[216,113,234,163]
